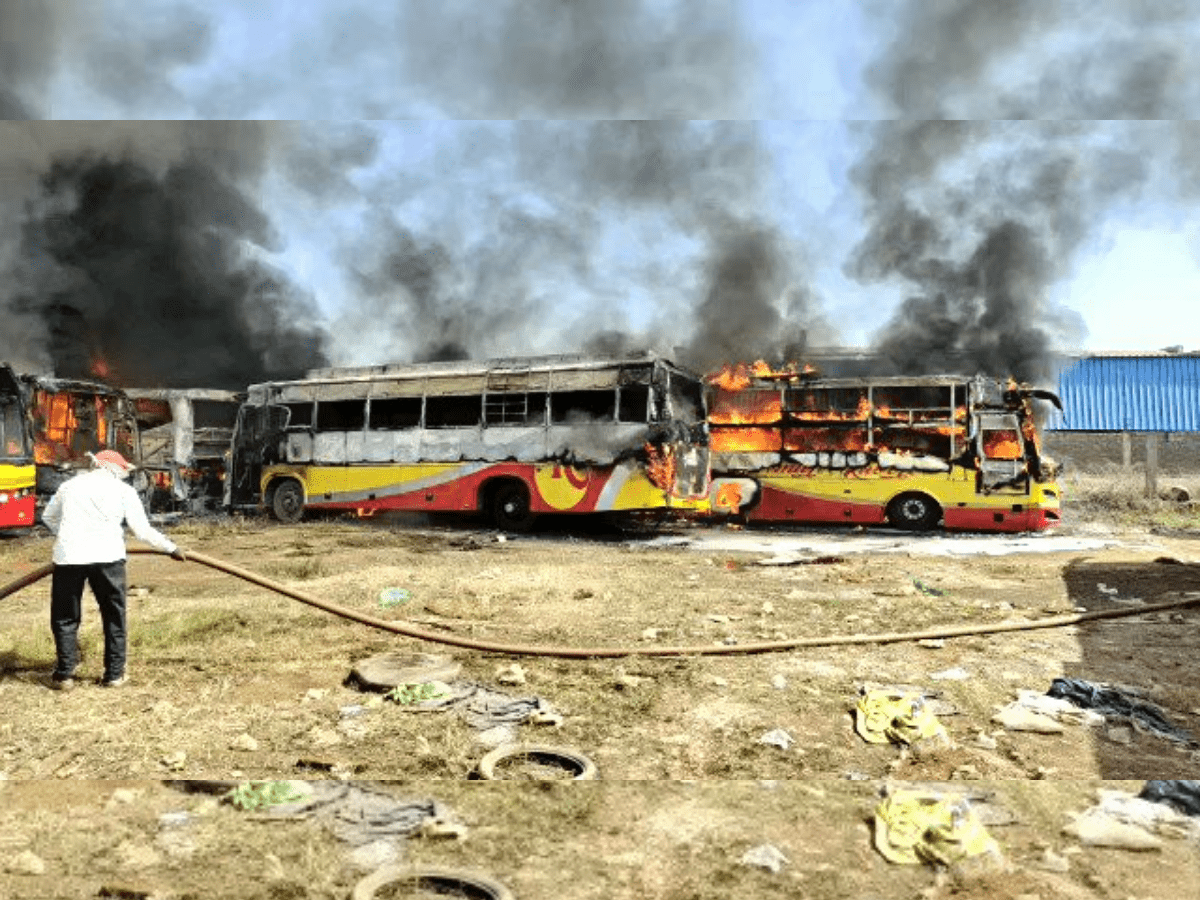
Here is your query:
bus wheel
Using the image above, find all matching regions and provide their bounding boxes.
[492,483,535,532]
[271,479,305,524]
[886,492,941,531]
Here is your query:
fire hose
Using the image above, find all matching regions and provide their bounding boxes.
[3,547,1199,659]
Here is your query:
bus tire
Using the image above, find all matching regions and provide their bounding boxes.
[271,478,305,524]
[491,482,536,532]
[886,492,941,532]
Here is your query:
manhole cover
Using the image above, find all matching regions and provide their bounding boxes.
[347,652,463,692]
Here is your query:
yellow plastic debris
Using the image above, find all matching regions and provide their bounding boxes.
[873,789,1003,867]
[855,690,948,746]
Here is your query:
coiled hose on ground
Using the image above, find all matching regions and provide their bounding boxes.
[2,547,1198,658]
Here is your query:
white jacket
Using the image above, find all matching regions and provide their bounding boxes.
[42,468,178,565]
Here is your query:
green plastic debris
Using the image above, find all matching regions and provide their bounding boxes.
[225,781,308,811]
[379,587,412,608]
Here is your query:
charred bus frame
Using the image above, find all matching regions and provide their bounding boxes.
[229,352,710,529]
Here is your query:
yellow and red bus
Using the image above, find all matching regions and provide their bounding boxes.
[0,364,141,531]
[705,366,1062,532]
[0,365,35,531]
[228,353,710,529]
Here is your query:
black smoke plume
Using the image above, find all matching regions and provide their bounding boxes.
[9,156,328,388]
[849,0,1198,381]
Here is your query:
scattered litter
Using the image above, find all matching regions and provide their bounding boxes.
[929,667,970,681]
[917,638,945,649]
[770,674,787,690]
[740,844,789,873]
[229,733,259,752]
[4,849,46,876]
[1047,678,1194,744]
[843,770,872,781]
[494,663,526,686]
[230,781,465,846]
[340,705,366,719]
[759,729,795,750]
[159,750,187,771]
[1096,583,1118,596]
[1065,787,1200,851]
[761,600,775,615]
[390,680,563,730]
[873,788,1003,868]
[386,682,453,705]
[378,587,411,608]
[913,578,946,597]
[991,704,1063,734]
[1138,780,1200,818]
[992,689,1104,734]
[304,688,329,702]
[855,689,950,749]
[640,627,662,640]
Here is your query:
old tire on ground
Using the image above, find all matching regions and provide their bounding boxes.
[353,865,514,900]
[886,491,941,532]
[346,651,462,692]
[477,743,598,781]
[491,482,536,532]
[271,478,305,524]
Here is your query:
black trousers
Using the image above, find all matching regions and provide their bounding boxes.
[50,561,127,681]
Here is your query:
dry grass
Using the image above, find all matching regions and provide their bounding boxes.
[3,515,1200,898]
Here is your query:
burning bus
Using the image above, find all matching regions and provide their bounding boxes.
[705,363,1062,532]
[127,388,243,513]
[227,352,710,529]
[0,365,36,530]
[0,364,141,529]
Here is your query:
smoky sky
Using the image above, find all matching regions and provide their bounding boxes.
[850,0,1200,382]
[5,154,328,388]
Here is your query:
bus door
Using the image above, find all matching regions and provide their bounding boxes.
[976,412,1027,492]
[227,403,288,507]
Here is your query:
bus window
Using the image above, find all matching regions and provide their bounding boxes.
[315,399,366,432]
[2,401,24,458]
[618,385,650,423]
[193,400,240,429]
[551,390,615,423]
[426,395,481,427]
[284,402,313,429]
[667,376,704,424]
[370,397,422,430]
[485,392,547,426]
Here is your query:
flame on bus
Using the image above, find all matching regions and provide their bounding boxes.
[703,364,1062,532]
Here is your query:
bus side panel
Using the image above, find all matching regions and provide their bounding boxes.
[263,460,703,516]
[0,463,36,529]
[744,480,887,525]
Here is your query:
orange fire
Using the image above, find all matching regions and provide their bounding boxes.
[645,442,678,490]
[982,430,1022,460]
[710,426,783,453]
[714,481,744,512]
[32,391,109,465]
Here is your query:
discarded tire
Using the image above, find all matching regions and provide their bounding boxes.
[477,743,598,781]
[352,865,514,900]
[346,651,462,692]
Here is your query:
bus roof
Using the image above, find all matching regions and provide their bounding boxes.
[261,351,692,389]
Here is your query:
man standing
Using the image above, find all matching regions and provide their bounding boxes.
[42,449,187,690]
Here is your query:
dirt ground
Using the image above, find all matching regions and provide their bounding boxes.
[1,507,1199,899]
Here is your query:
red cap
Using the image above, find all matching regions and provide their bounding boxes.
[93,449,134,472]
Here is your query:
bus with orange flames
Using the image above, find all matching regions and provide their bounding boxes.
[0,364,141,529]
[227,353,710,529]
[705,365,1062,532]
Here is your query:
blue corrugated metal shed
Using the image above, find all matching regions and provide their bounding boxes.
[1049,354,1200,432]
